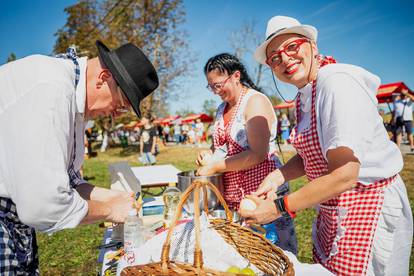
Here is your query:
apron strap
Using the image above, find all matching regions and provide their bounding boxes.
[56,48,86,188]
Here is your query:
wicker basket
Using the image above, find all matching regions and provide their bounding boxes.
[121,180,294,276]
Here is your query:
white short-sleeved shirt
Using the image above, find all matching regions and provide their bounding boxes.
[296,63,403,183]
[393,99,413,121]
[0,55,88,233]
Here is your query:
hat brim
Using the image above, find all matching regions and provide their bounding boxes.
[254,25,317,65]
[96,40,144,118]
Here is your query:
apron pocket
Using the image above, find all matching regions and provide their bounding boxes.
[370,190,403,274]
[314,204,343,261]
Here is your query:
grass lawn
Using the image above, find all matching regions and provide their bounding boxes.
[37,144,414,275]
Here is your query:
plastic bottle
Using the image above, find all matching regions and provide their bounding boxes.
[123,208,144,252]
[162,182,181,228]
[262,221,279,244]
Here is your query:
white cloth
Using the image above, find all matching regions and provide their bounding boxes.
[297,63,403,183]
[117,214,261,275]
[368,175,413,275]
[394,98,413,121]
[117,214,333,276]
[0,55,89,233]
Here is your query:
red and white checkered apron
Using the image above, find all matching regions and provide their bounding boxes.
[290,79,396,275]
[213,90,277,210]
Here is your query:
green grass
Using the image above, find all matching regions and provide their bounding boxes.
[37,145,414,275]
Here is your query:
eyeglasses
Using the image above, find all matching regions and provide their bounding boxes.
[266,38,310,68]
[115,86,131,113]
[206,74,233,92]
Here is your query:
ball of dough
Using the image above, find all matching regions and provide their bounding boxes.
[240,198,257,211]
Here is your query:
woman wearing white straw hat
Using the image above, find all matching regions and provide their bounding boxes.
[239,16,413,275]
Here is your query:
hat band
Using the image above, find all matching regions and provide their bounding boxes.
[266,27,287,41]
[109,51,144,100]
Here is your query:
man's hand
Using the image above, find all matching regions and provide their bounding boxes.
[196,149,213,166]
[238,196,280,225]
[105,192,138,223]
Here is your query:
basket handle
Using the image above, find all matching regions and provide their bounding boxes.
[160,179,233,272]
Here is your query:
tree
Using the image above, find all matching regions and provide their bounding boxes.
[229,20,265,87]
[6,53,17,63]
[54,0,195,117]
[54,0,99,56]
[202,99,217,118]
[176,107,195,117]
[229,20,282,105]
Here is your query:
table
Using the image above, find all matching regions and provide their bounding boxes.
[98,215,164,276]
[131,164,181,196]
[98,228,119,275]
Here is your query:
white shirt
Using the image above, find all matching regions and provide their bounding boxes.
[297,63,403,183]
[393,98,413,121]
[173,124,181,134]
[187,129,195,140]
[0,55,89,233]
[195,122,204,134]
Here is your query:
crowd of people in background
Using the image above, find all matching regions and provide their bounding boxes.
[87,96,413,161]
[84,87,414,162]
[87,114,214,166]
[392,88,414,151]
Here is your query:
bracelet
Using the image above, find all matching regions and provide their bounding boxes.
[283,196,296,219]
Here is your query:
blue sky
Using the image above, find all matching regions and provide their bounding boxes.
[1,0,413,114]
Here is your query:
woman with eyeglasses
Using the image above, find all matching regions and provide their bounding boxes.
[239,16,413,275]
[196,53,297,254]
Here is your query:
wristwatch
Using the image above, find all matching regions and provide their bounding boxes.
[274,196,296,219]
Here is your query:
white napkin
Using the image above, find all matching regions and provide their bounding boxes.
[117,213,262,275]
[283,251,334,276]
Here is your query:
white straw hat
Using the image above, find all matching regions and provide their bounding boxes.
[254,16,318,65]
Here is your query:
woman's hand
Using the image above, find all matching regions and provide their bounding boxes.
[196,163,217,176]
[238,195,280,225]
[252,169,285,200]
[196,149,213,166]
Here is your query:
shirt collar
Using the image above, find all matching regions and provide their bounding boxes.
[75,57,88,114]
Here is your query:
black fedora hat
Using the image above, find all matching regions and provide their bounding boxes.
[96,40,159,117]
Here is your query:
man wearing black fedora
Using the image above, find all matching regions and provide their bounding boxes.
[0,40,158,274]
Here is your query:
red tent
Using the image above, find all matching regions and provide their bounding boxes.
[161,115,181,125]
[376,82,413,104]
[271,82,413,107]
[133,121,143,129]
[152,117,163,124]
[274,102,295,109]
[181,113,213,123]
[124,121,138,130]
